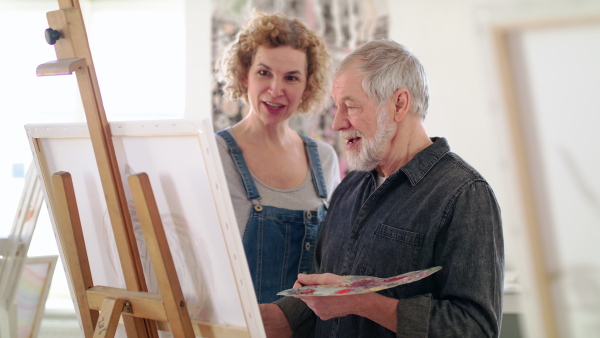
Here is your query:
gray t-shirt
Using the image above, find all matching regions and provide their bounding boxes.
[216,129,341,235]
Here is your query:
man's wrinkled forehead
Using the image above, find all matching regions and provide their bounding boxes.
[332,68,365,98]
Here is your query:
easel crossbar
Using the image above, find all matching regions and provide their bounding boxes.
[86,287,250,337]
[87,286,164,321]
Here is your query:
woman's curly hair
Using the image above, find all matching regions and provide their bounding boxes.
[219,12,331,115]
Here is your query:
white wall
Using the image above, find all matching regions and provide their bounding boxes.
[184,0,213,119]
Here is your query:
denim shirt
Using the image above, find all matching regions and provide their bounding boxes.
[275,137,504,338]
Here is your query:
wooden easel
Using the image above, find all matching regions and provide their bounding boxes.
[35,1,222,337]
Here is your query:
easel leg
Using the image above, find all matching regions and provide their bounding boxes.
[93,297,125,338]
[52,172,98,336]
[53,172,156,338]
[42,2,159,336]
[128,173,195,337]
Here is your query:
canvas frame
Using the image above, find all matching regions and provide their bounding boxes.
[25,119,265,337]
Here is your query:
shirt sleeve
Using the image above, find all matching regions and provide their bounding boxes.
[396,180,504,337]
[274,296,317,338]
[396,295,431,337]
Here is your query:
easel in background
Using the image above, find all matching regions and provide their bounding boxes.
[0,164,47,338]
[34,1,223,336]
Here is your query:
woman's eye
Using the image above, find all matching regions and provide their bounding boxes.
[258,70,270,76]
[286,75,298,81]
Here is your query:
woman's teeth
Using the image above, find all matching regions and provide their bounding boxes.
[265,102,284,109]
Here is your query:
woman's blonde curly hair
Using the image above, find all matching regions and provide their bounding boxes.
[219,12,331,115]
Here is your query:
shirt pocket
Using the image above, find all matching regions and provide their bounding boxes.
[358,223,424,277]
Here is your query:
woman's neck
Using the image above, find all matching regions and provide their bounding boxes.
[233,113,296,146]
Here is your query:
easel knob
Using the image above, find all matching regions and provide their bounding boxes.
[45,28,61,45]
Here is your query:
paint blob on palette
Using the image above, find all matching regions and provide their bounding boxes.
[277,266,442,297]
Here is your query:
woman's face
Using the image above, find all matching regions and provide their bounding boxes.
[244,45,308,125]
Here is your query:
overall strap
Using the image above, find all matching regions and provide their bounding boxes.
[300,134,328,200]
[216,128,261,200]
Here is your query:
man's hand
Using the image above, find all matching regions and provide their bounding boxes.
[295,273,399,332]
[294,272,346,287]
[259,303,292,338]
[295,272,371,320]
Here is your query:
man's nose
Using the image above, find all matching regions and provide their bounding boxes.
[331,108,350,131]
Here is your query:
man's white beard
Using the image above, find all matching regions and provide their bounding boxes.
[344,108,395,172]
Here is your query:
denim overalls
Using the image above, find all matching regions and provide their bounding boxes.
[217,130,328,303]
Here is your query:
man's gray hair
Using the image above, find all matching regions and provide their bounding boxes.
[335,39,430,118]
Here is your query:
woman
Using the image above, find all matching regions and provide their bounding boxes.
[216,12,340,304]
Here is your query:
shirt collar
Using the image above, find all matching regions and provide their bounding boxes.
[392,137,450,186]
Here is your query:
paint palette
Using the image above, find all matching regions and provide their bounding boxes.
[277,266,442,297]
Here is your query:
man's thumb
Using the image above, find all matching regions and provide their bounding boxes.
[297,273,315,286]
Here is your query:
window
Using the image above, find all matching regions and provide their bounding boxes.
[0,0,186,319]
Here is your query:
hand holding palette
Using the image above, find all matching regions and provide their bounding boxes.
[277,266,442,297]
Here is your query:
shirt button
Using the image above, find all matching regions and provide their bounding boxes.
[305,242,312,251]
[306,211,312,219]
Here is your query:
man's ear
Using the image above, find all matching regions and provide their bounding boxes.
[392,88,411,122]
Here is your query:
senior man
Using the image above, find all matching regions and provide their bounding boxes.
[260,39,504,338]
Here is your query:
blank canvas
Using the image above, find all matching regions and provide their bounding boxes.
[26,119,264,337]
